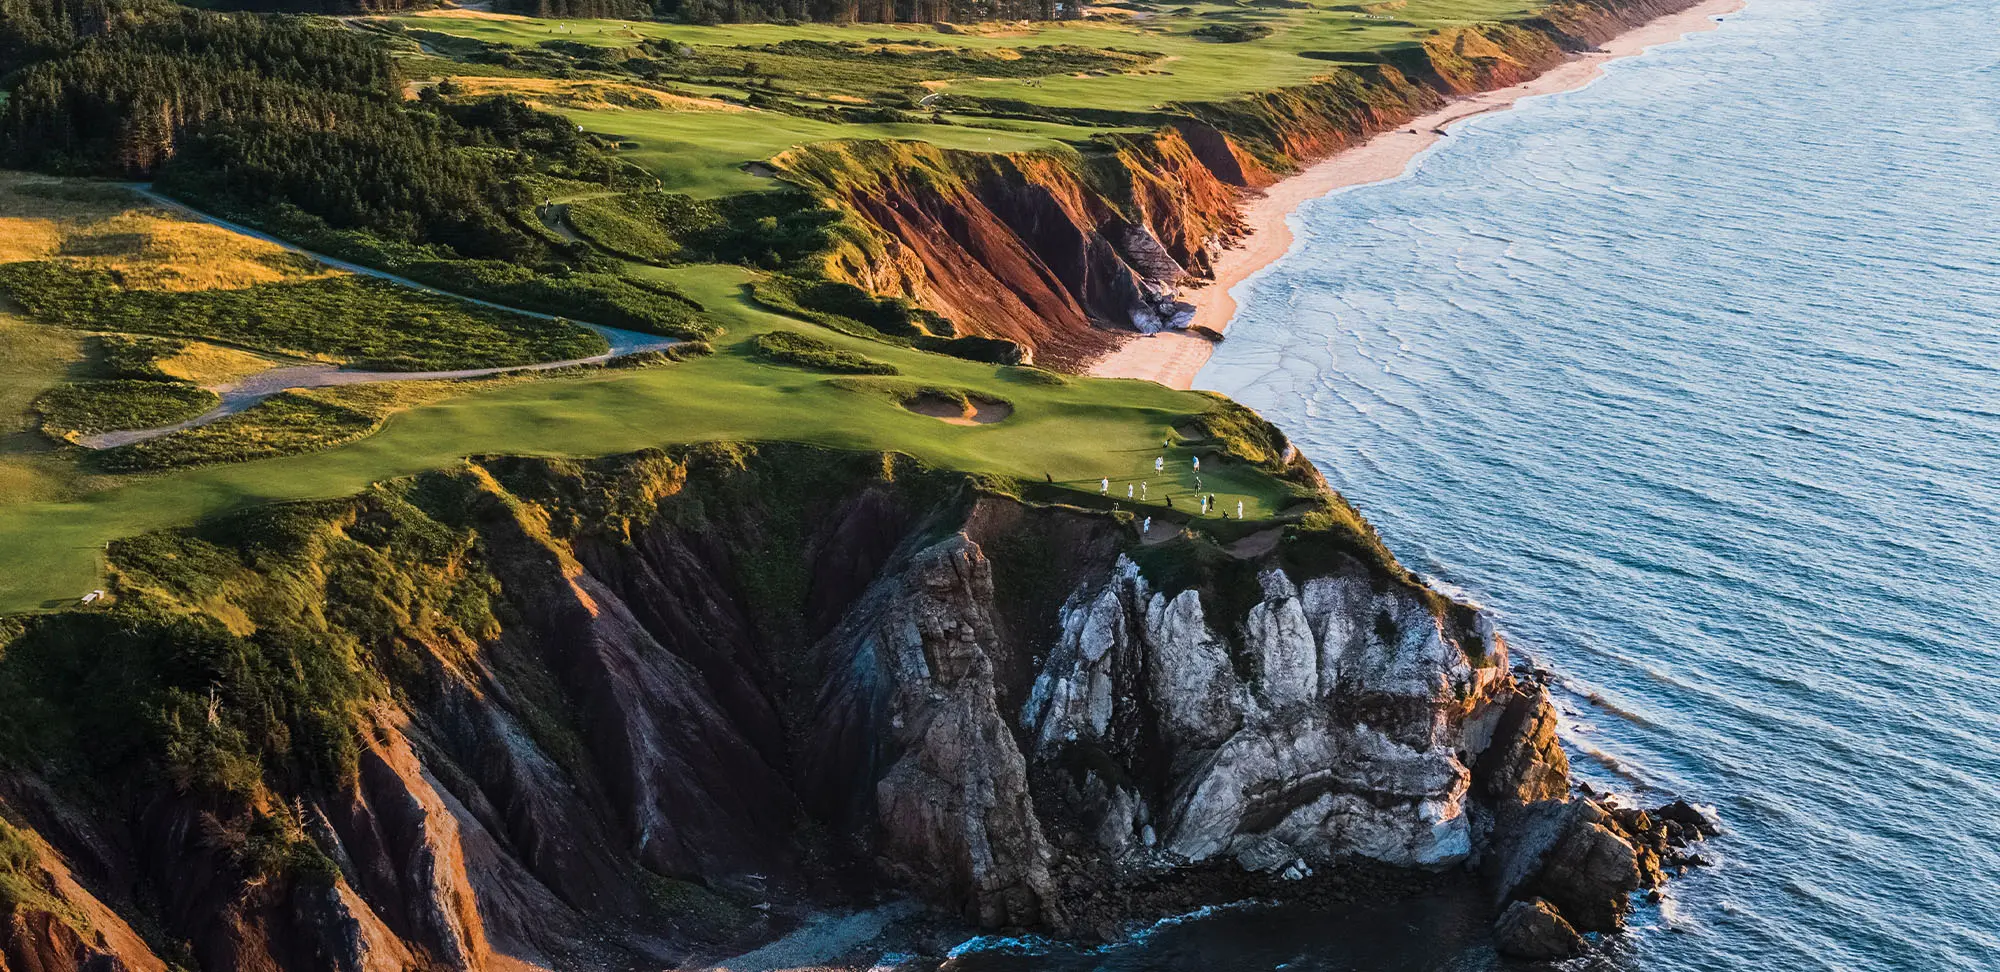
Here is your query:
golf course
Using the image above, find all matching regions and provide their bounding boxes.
[0,180,1312,612]
[0,0,1576,611]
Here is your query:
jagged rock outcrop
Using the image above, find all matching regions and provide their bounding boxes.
[809,535,1057,928]
[0,444,1708,968]
[1019,557,1507,875]
[1493,897,1583,960]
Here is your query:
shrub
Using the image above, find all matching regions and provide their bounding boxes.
[245,206,720,341]
[0,261,607,370]
[96,381,469,471]
[35,379,218,438]
[752,331,898,375]
[94,334,187,381]
[1193,23,1275,42]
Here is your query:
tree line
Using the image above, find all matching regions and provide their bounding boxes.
[0,4,611,261]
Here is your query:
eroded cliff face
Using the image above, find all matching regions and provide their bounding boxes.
[777,133,1246,370]
[0,444,1697,969]
[776,0,1705,367]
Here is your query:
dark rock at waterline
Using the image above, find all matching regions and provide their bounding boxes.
[1527,802,1642,932]
[1655,798,1721,838]
[1493,897,1583,961]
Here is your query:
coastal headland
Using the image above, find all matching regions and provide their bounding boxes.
[0,0,1727,967]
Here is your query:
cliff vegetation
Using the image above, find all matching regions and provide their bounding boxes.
[0,444,1705,968]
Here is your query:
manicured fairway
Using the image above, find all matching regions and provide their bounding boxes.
[392,0,1550,110]
[0,264,1307,612]
[388,0,1545,192]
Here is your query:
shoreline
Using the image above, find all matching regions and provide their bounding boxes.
[1085,0,1746,389]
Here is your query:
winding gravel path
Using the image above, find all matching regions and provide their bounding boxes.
[82,188,682,449]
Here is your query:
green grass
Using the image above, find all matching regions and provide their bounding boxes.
[383,0,1541,196]
[0,262,605,371]
[752,330,898,374]
[559,108,1092,197]
[0,263,1312,613]
[97,379,512,472]
[0,312,83,505]
[391,0,1547,112]
[564,195,688,263]
[34,380,219,438]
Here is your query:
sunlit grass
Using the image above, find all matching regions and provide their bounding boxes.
[0,262,1310,612]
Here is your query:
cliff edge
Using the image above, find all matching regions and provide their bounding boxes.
[776,0,1708,370]
[0,443,1708,969]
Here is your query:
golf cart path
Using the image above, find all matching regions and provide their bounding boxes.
[86,188,681,449]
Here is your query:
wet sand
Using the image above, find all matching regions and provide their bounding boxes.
[1086,0,1746,389]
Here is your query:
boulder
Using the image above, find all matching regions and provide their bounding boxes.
[1654,799,1721,838]
[1529,803,1641,933]
[1492,898,1582,961]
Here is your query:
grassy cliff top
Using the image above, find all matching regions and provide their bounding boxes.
[0,229,1319,613]
[379,0,1545,194]
[0,0,1597,612]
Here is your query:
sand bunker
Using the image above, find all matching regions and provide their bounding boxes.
[904,393,1012,425]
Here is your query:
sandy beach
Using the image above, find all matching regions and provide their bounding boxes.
[1086,0,1746,388]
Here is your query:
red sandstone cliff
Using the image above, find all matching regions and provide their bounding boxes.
[776,0,1705,368]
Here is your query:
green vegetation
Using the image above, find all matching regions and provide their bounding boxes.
[0,816,42,909]
[98,380,500,471]
[0,264,1318,612]
[0,0,1591,616]
[751,273,1022,364]
[387,0,1543,121]
[0,261,606,370]
[94,335,188,381]
[753,330,898,374]
[34,379,219,438]
[1193,23,1276,42]
[555,106,1091,197]
[562,189,839,268]
[0,310,82,505]
[245,206,720,339]
[0,483,503,886]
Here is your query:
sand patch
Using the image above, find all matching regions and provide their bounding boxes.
[1225,526,1282,558]
[905,393,1012,425]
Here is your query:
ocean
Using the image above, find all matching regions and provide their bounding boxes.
[958,0,2000,967]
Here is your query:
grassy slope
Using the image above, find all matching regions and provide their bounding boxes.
[0,311,83,505]
[0,263,1305,612]
[0,0,1583,609]
[564,107,1100,196]
[388,0,1542,192]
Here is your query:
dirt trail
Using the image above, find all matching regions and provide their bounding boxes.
[84,188,682,449]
